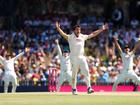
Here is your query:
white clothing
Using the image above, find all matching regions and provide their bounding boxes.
[70,55,91,89]
[121,52,134,71]
[56,44,72,91]
[0,52,24,93]
[56,43,71,72]
[67,33,91,90]
[57,71,72,92]
[112,52,140,91]
[68,33,88,57]
[0,52,24,72]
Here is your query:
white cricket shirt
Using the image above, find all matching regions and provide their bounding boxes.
[56,44,71,72]
[121,52,134,71]
[68,33,88,57]
[0,52,24,72]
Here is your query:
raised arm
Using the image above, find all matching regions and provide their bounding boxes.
[88,23,108,39]
[13,48,30,61]
[28,53,37,69]
[132,38,140,53]
[0,56,4,64]
[39,47,46,57]
[55,39,62,57]
[13,52,24,61]
[55,21,68,40]
[113,36,123,54]
[39,47,51,66]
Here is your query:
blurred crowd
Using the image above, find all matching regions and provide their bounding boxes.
[0,14,140,86]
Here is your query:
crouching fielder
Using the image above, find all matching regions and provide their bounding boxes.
[112,36,140,91]
[55,39,72,92]
[0,48,29,93]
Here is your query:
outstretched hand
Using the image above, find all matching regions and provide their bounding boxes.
[102,23,109,31]
[113,35,118,41]
[55,21,60,28]
[138,37,140,41]
[55,39,59,44]
[25,47,30,53]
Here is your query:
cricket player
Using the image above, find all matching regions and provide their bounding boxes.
[112,36,140,91]
[55,21,108,95]
[55,39,72,92]
[0,48,29,93]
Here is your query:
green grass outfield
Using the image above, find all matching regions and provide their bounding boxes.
[0,92,140,105]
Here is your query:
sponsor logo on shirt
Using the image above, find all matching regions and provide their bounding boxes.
[76,38,82,42]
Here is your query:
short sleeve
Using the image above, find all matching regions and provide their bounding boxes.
[82,34,89,40]
[67,34,71,42]
[130,51,134,57]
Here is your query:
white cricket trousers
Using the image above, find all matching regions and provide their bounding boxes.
[112,70,140,91]
[56,70,72,92]
[3,71,17,93]
[70,55,91,89]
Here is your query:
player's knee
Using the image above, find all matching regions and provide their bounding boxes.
[72,78,75,83]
